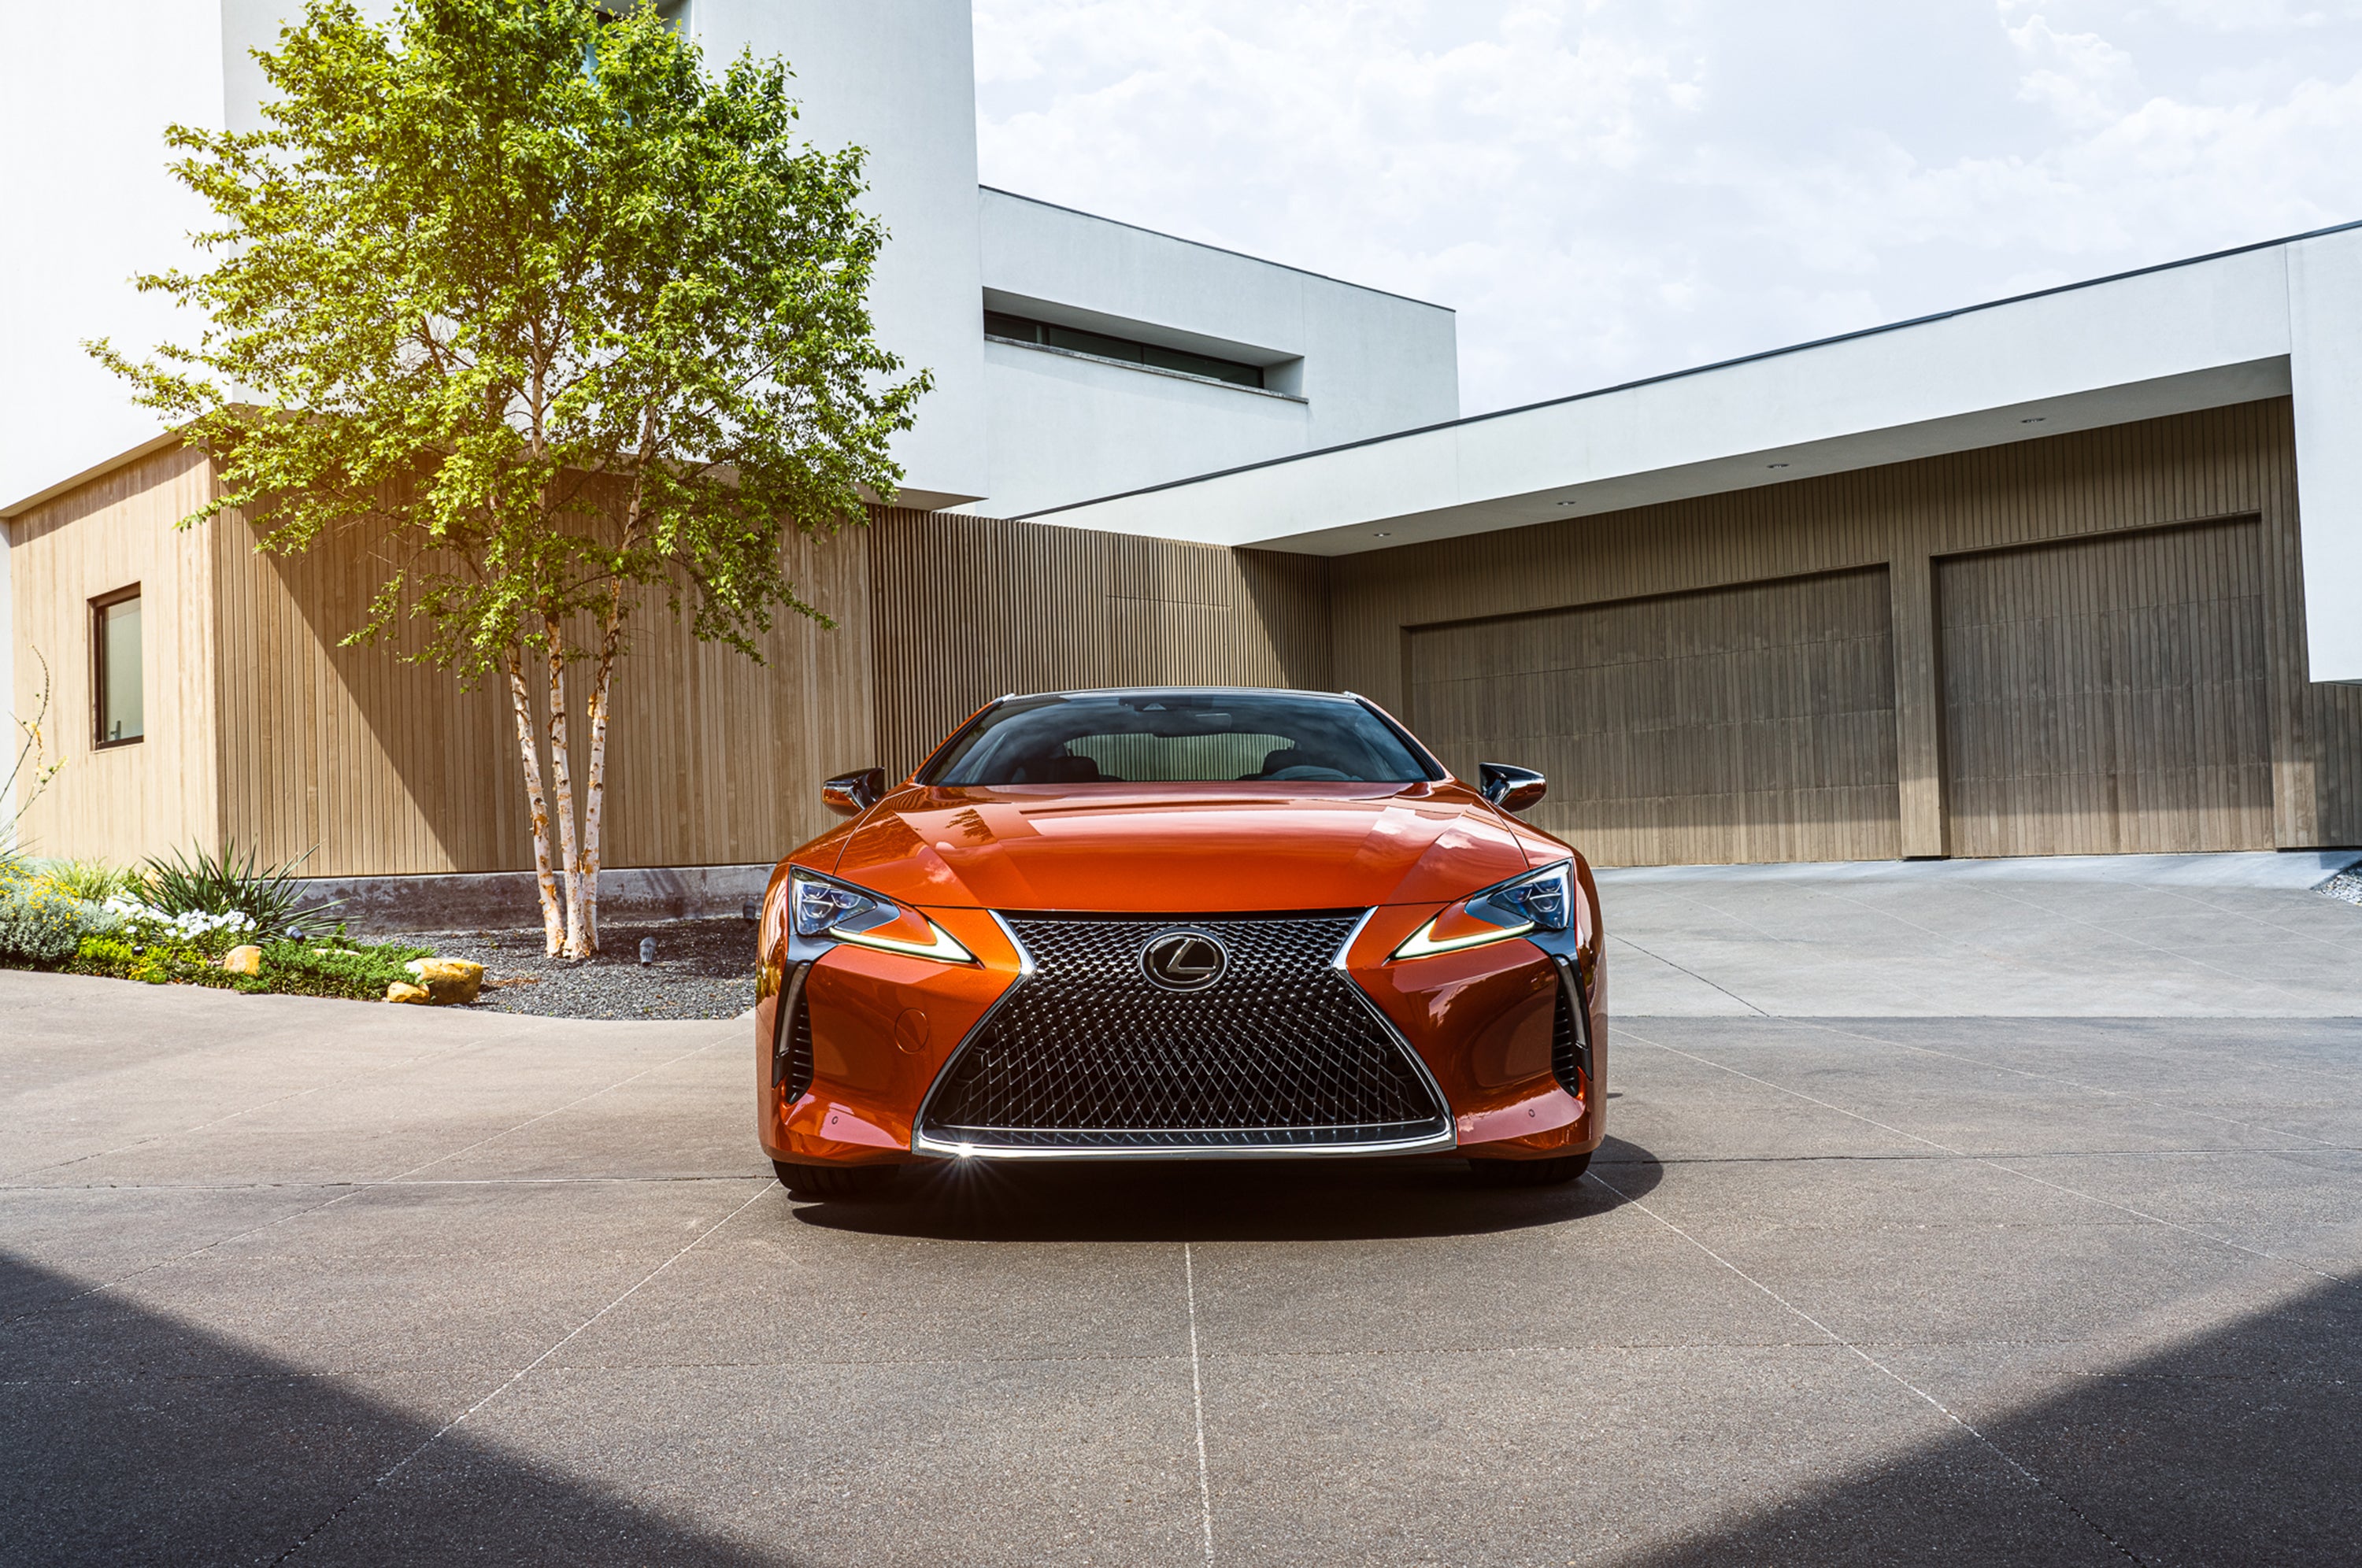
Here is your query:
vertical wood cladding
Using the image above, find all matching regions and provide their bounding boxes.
[13,397,2360,879]
[7,446,220,863]
[1938,520,2274,855]
[205,505,875,878]
[1335,398,2362,862]
[1408,568,1900,864]
[866,511,1331,780]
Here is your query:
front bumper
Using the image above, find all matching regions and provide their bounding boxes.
[755,902,1604,1167]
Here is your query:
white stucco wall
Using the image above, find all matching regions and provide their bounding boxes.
[972,189,1458,517]
[690,0,988,505]
[2285,231,2362,685]
[2,0,991,517]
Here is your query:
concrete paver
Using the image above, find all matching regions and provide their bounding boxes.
[4,871,2360,1566]
[1601,849,2362,1016]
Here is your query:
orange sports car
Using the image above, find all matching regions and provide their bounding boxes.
[754,688,1604,1197]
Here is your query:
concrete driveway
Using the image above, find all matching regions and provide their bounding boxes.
[4,860,2360,1566]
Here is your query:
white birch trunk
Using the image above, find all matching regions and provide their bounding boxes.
[503,649,565,956]
[580,623,619,957]
[545,621,589,960]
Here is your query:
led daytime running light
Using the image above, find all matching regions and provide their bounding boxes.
[1392,915,1536,960]
[827,920,976,963]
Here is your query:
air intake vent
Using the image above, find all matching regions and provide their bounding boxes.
[772,963,815,1100]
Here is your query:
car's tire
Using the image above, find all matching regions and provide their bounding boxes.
[772,1159,898,1200]
[1468,1152,1591,1188]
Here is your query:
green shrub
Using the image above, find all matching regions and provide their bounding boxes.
[143,844,341,939]
[25,923,434,1004]
[0,882,117,963]
[67,934,235,989]
[250,939,431,1000]
[37,858,143,902]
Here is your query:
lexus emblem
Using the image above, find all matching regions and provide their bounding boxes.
[1140,930,1228,992]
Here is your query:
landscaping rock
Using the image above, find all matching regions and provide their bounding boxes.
[373,919,754,1019]
[386,980,433,1004]
[404,956,485,1005]
[222,945,263,976]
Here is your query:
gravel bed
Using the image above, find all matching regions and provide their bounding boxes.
[387,918,759,1019]
[2323,866,2362,908]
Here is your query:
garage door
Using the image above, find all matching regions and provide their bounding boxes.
[1406,568,1901,866]
[1938,519,2272,856]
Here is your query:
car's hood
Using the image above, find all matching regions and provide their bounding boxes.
[824,781,1540,913]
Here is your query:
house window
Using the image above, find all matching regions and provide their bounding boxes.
[983,309,1266,390]
[92,586,143,749]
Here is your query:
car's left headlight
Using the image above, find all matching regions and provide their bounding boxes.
[788,867,976,964]
[1391,860,1574,960]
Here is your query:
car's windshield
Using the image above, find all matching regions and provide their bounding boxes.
[919,691,1438,786]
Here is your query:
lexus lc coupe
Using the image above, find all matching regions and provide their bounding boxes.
[754,688,1605,1197]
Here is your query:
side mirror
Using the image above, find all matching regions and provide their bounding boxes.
[821,767,888,819]
[1479,762,1547,815]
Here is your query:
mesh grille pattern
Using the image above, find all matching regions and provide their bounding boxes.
[922,914,1446,1151]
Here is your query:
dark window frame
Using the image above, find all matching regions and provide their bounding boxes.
[982,309,1266,390]
[91,582,143,751]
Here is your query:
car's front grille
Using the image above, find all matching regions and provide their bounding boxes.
[918,913,1449,1152]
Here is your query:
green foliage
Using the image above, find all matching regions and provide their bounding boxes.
[91,0,928,684]
[38,858,143,903]
[143,844,341,939]
[61,933,430,1000]
[68,935,236,990]
[0,883,120,963]
[251,939,432,1000]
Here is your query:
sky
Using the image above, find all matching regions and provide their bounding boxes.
[970,0,2362,416]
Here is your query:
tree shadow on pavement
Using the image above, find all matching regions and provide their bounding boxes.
[787,1135,1663,1243]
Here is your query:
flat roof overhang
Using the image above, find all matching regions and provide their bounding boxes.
[1027,222,2362,682]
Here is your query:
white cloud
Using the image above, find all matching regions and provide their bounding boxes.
[973,0,2362,413]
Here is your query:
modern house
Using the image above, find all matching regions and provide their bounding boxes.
[3,2,2356,923]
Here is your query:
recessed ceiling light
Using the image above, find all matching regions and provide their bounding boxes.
[1554,500,1579,507]
[1767,462,1790,469]
[1372,531,1391,538]
[2022,416,2045,423]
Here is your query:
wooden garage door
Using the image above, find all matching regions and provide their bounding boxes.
[1406,568,1900,866]
[1938,519,2271,856]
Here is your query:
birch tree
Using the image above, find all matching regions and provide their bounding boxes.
[92,0,926,956]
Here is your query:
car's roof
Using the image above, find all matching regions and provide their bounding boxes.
[1006,686,1359,704]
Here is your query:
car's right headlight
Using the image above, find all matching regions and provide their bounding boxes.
[787,867,975,964]
[1390,860,1574,961]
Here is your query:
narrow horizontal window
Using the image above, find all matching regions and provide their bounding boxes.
[983,309,1264,389]
[93,586,143,749]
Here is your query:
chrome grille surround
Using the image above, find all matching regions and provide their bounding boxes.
[913,911,1454,1159]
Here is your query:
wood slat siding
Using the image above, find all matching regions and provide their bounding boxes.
[1408,568,1901,864]
[1938,520,2274,855]
[8,446,220,861]
[1331,398,2362,862]
[866,511,1331,778]
[209,505,876,877]
[12,398,2358,878]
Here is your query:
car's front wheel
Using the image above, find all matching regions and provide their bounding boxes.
[1468,1152,1590,1188]
[772,1159,899,1200]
